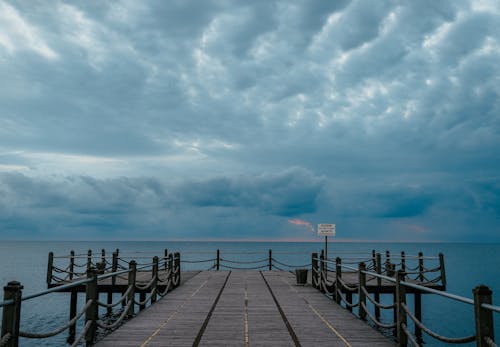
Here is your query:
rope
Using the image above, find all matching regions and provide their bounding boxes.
[272,264,295,275]
[134,288,157,306]
[337,277,358,292]
[485,336,498,347]
[182,258,217,263]
[157,269,173,283]
[402,303,476,343]
[0,333,11,347]
[19,300,92,338]
[135,277,155,290]
[70,320,91,347]
[423,266,441,273]
[401,323,421,347]
[157,278,173,297]
[97,286,133,308]
[271,258,311,268]
[172,267,180,287]
[361,302,396,329]
[361,287,396,309]
[220,258,268,264]
[73,262,87,268]
[96,300,133,330]
[220,264,269,270]
[336,289,359,308]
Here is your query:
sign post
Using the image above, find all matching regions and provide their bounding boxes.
[317,224,336,262]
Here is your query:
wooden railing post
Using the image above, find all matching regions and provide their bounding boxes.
[386,250,391,271]
[439,252,446,288]
[151,256,158,304]
[106,251,117,316]
[372,249,376,269]
[335,257,342,305]
[401,251,406,272]
[1,281,23,347]
[174,252,181,288]
[312,252,318,290]
[375,252,382,320]
[101,249,105,264]
[85,268,98,346]
[396,270,407,347]
[319,250,325,294]
[87,250,92,271]
[168,253,174,277]
[68,249,77,343]
[418,252,424,282]
[46,251,54,286]
[111,252,118,282]
[164,249,168,271]
[268,249,272,271]
[358,262,367,320]
[473,285,494,347]
[68,250,75,280]
[67,250,77,342]
[127,260,137,317]
[216,249,220,271]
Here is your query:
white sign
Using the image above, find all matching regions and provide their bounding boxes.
[317,223,336,236]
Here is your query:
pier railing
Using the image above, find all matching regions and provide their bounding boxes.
[311,252,498,347]
[178,249,312,271]
[1,252,181,347]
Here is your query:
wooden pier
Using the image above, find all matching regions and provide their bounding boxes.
[96,270,395,346]
[1,248,498,347]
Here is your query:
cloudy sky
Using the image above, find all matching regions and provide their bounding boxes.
[0,0,499,241]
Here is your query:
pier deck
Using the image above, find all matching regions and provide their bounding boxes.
[95,271,395,347]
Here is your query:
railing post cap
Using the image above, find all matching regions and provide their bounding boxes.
[5,281,23,291]
[473,285,492,295]
[130,260,137,265]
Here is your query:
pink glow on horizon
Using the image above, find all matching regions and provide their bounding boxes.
[288,218,314,232]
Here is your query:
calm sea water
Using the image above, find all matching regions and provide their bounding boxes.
[0,241,499,346]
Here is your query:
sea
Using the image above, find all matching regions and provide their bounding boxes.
[0,241,499,346]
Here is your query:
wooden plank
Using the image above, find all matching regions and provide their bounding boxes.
[96,271,396,346]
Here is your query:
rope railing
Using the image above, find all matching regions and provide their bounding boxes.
[485,336,498,347]
[271,258,311,268]
[18,299,92,339]
[181,258,217,263]
[221,257,268,264]
[1,250,182,347]
[401,302,476,344]
[361,302,397,329]
[96,299,133,330]
[401,323,420,347]
[361,287,396,309]
[336,289,359,308]
[97,286,133,309]
[0,333,11,347]
[311,250,499,347]
[133,289,157,307]
[70,320,91,347]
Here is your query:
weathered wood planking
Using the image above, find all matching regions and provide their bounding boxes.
[96,271,395,346]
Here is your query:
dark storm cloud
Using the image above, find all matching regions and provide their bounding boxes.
[0,169,324,238]
[1,0,500,240]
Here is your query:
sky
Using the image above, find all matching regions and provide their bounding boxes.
[0,0,499,241]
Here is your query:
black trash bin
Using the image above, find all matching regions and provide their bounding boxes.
[295,269,308,285]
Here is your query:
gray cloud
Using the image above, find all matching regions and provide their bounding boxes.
[1,0,499,240]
